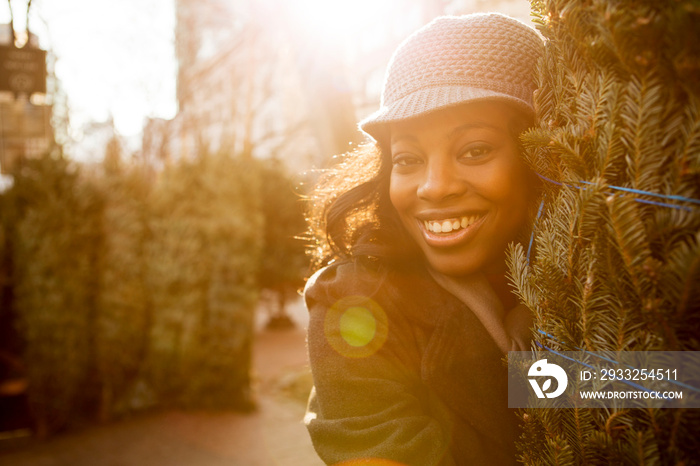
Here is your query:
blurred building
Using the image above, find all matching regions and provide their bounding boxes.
[142,0,322,170]
[143,0,532,172]
[0,24,54,175]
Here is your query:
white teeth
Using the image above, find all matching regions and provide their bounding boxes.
[424,215,482,234]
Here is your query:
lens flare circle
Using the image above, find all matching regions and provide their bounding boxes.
[325,295,388,358]
[340,306,377,347]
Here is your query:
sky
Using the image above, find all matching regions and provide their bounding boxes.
[1,0,177,141]
[0,0,531,160]
[1,0,390,157]
[0,0,406,160]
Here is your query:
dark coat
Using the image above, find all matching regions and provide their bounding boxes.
[304,259,521,466]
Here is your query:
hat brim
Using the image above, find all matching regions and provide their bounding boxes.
[358,85,534,144]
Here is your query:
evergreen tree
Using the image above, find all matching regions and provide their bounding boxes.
[1,142,267,432]
[510,1,700,464]
[93,147,153,421]
[256,157,307,328]
[144,150,262,410]
[4,154,102,437]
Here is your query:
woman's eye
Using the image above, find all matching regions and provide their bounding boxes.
[459,144,492,160]
[392,154,422,167]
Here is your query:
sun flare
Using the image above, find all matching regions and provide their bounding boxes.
[287,0,400,48]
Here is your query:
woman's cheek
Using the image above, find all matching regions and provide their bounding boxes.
[492,158,530,201]
[389,173,414,210]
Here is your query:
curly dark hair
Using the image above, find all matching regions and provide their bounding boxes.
[306,140,418,272]
[306,108,538,273]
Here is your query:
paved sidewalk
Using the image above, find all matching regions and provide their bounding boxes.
[0,324,323,466]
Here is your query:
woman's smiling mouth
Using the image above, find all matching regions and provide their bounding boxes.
[423,214,483,233]
[418,213,487,247]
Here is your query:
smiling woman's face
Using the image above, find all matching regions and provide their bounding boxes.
[389,101,532,277]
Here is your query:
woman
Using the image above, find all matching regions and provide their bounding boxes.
[304,13,543,466]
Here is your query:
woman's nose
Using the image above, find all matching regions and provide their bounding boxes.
[417,158,466,202]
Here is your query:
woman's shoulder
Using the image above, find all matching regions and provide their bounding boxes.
[303,258,450,328]
[304,259,383,305]
[304,258,433,306]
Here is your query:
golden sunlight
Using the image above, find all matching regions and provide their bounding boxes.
[286,0,401,48]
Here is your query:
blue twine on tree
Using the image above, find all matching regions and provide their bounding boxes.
[535,329,700,394]
[632,197,694,210]
[521,175,700,393]
[577,179,700,206]
[526,198,545,266]
[533,340,655,393]
[536,173,697,212]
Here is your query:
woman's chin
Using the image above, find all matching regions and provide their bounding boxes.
[426,258,483,278]
[424,249,507,278]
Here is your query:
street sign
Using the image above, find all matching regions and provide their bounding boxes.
[0,44,47,96]
[0,101,53,174]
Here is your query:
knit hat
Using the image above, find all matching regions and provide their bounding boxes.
[359,13,543,143]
